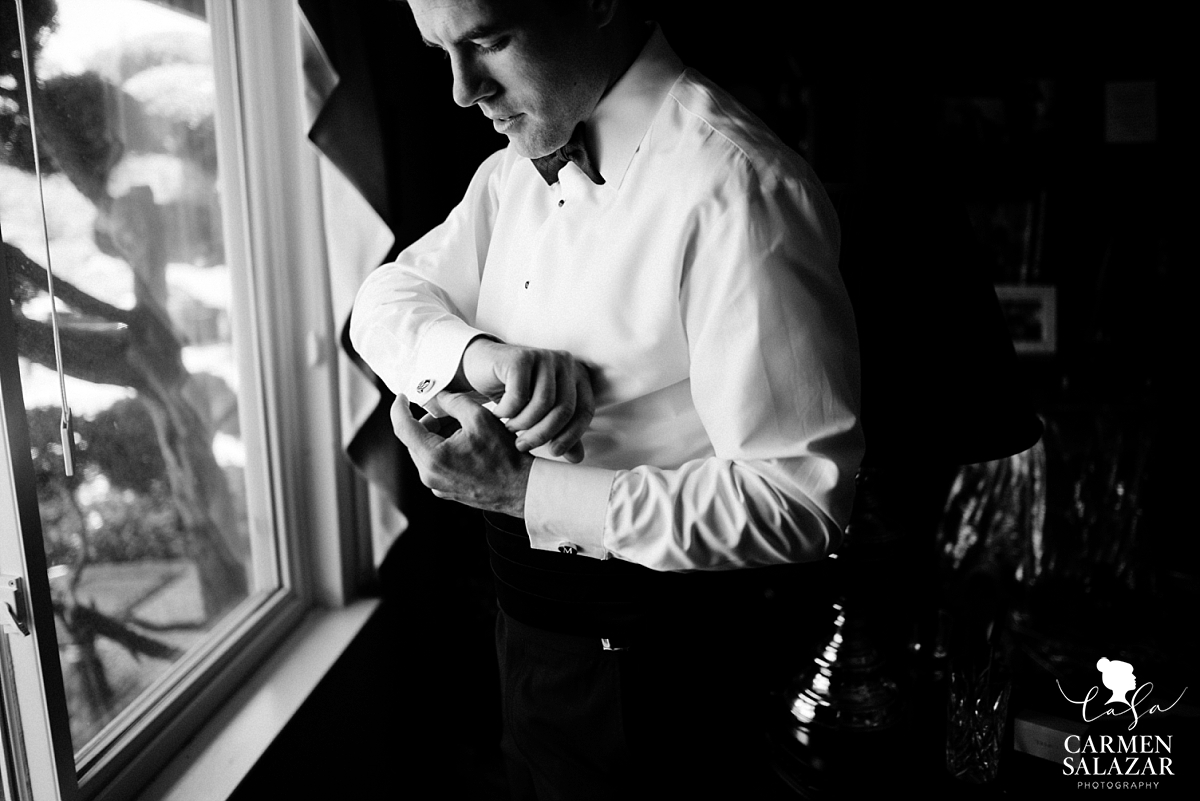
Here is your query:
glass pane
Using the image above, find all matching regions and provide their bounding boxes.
[1,0,273,753]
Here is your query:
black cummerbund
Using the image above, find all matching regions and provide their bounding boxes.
[483,512,762,638]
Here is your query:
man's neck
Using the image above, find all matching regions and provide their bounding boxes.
[599,18,654,100]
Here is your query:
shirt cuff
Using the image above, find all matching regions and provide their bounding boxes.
[404,318,489,415]
[525,458,617,559]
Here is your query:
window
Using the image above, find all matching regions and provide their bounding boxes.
[1,1,366,798]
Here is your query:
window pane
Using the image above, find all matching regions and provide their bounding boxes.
[1,0,274,753]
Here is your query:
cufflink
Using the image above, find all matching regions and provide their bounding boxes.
[416,379,432,393]
[557,543,578,555]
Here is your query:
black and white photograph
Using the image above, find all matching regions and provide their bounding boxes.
[0,1,1191,799]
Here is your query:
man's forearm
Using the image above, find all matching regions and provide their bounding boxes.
[348,150,506,403]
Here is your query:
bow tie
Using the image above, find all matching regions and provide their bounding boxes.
[531,122,605,186]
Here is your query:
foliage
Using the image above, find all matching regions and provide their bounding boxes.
[0,0,57,173]
[88,28,212,85]
[4,0,243,748]
[122,62,217,173]
[2,2,216,186]
[27,402,190,566]
[87,398,170,493]
[39,70,128,202]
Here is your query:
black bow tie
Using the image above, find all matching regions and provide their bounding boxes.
[531,122,605,186]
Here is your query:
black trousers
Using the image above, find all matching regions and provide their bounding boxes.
[494,609,793,800]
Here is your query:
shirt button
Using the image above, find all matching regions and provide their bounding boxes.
[558,199,565,207]
[416,379,432,393]
[557,542,578,555]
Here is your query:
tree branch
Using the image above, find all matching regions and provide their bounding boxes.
[13,315,142,389]
[57,602,184,662]
[4,241,132,323]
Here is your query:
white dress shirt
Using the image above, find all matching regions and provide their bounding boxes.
[350,28,864,572]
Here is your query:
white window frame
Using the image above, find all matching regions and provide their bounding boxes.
[0,2,375,799]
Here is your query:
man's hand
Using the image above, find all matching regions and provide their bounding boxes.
[391,391,534,517]
[453,337,595,463]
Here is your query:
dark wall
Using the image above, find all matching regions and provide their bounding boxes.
[661,4,1192,582]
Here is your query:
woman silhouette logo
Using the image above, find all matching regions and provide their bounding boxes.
[1096,657,1137,707]
[1059,657,1186,730]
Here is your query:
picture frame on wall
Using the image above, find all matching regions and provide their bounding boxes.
[995,284,1057,355]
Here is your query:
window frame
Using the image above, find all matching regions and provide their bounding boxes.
[0,1,366,799]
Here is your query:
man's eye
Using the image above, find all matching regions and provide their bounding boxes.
[476,37,508,54]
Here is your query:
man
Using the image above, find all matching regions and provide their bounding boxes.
[351,0,863,797]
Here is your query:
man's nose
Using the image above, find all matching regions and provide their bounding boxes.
[450,53,496,108]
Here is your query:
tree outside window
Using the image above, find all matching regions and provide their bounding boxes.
[2,0,260,751]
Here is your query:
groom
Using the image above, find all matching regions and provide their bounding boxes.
[351,0,863,797]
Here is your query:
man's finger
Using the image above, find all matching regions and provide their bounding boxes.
[514,392,575,453]
[437,390,495,431]
[560,441,586,463]
[545,411,590,462]
[493,354,534,422]
[390,395,440,452]
[545,371,595,462]
[419,412,462,437]
[506,362,559,436]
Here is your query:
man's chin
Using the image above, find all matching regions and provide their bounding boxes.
[509,139,537,159]
[509,128,571,160]
[511,139,552,160]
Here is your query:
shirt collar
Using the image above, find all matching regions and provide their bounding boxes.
[582,25,685,191]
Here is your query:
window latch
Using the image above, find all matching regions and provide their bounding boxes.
[1,575,30,637]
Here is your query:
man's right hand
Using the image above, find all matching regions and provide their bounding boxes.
[451,337,595,463]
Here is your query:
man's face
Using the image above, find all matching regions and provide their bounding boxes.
[409,0,611,158]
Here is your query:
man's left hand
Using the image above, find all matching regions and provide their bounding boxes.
[391,391,534,517]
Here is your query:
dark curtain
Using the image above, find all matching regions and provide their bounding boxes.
[300,0,503,587]
[294,7,510,796]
